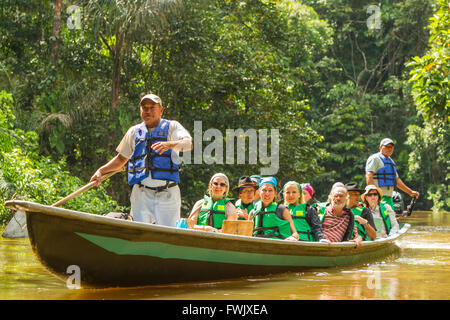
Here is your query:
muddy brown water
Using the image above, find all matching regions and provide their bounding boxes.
[1,211,449,300]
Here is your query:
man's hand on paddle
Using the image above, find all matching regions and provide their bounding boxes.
[89,154,128,187]
[90,170,103,186]
[410,190,420,199]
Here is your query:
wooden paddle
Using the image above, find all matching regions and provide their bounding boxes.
[51,168,123,207]
[2,168,123,238]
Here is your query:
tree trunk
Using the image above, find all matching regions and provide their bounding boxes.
[50,0,62,66]
[111,53,120,116]
[111,33,123,121]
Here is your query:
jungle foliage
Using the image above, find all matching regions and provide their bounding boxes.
[0,0,448,224]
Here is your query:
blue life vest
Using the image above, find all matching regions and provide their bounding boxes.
[127,120,180,186]
[374,153,397,187]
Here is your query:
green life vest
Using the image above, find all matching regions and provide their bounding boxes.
[379,201,392,235]
[314,202,328,221]
[198,195,233,229]
[288,203,316,241]
[234,199,255,220]
[351,206,371,241]
[313,202,328,214]
[252,201,292,240]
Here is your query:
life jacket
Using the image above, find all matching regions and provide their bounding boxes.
[320,206,356,242]
[127,120,180,186]
[351,205,371,241]
[288,203,316,241]
[374,153,397,187]
[308,198,319,205]
[252,201,292,240]
[234,199,255,220]
[198,195,233,229]
[313,202,328,220]
[379,201,392,235]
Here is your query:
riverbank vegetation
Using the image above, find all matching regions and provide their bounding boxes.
[0,0,448,224]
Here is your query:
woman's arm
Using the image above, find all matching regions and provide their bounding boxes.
[360,208,377,240]
[306,206,326,241]
[384,203,399,235]
[282,208,299,241]
[225,201,237,219]
[187,199,204,225]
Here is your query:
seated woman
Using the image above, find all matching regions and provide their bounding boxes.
[361,185,399,237]
[251,177,299,241]
[301,183,319,206]
[283,181,330,243]
[188,173,236,232]
[233,176,258,220]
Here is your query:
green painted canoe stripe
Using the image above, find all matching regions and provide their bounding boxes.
[75,232,379,267]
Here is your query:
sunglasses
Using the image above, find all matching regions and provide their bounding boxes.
[366,193,379,197]
[212,182,227,187]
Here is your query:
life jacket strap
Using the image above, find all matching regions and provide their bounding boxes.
[253,226,284,239]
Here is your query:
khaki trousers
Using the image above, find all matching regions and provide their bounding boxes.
[130,183,181,227]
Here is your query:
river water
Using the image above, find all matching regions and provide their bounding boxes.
[0,211,449,300]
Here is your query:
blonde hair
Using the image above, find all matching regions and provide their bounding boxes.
[283,181,304,205]
[208,173,230,198]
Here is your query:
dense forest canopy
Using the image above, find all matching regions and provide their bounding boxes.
[0,0,448,224]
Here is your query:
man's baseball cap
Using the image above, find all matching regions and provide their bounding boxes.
[140,94,162,106]
[380,138,394,146]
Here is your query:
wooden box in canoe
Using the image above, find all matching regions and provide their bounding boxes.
[5,200,410,288]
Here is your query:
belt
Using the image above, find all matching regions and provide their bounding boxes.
[137,181,178,193]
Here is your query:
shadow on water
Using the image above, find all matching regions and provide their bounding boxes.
[1,211,449,300]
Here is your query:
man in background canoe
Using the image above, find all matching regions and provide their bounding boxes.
[365,138,419,209]
[90,94,192,226]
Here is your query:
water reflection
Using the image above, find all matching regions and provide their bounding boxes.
[0,211,449,300]
[316,267,400,300]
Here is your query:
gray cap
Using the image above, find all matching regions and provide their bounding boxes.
[380,138,394,146]
[140,94,162,106]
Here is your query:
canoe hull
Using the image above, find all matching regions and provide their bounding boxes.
[6,200,409,288]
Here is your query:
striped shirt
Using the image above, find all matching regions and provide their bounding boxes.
[322,206,358,242]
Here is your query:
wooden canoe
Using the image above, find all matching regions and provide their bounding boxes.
[5,200,410,288]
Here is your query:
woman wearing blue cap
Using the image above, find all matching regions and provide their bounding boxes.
[251,177,299,241]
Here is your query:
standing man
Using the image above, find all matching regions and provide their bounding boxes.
[365,138,419,209]
[90,94,192,226]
